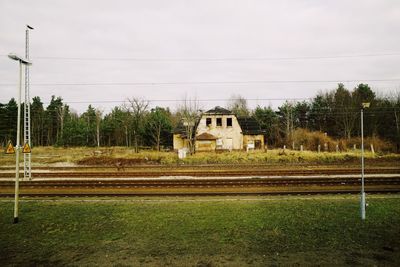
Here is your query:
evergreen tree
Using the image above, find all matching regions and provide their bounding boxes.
[144,107,173,151]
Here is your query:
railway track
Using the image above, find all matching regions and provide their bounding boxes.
[1,176,399,196]
[0,167,399,178]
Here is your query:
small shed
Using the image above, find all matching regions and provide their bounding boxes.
[195,132,217,151]
[237,117,265,149]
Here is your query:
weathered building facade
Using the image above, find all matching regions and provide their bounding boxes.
[173,107,265,151]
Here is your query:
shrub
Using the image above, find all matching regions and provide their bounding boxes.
[292,129,337,152]
[339,136,394,153]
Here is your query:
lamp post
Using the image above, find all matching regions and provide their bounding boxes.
[8,53,32,224]
[360,102,370,220]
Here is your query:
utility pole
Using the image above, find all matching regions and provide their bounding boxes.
[360,102,370,220]
[24,25,34,180]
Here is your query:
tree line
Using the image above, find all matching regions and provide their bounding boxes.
[0,83,399,151]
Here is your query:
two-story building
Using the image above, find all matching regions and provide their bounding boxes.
[173,106,265,151]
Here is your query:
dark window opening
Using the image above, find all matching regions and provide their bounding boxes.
[227,118,232,127]
[216,117,222,126]
[255,140,262,149]
[206,118,212,126]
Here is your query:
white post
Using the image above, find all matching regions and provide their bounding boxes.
[361,108,366,220]
[14,62,22,224]
[8,53,32,224]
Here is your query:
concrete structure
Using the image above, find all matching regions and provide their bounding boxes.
[173,106,265,151]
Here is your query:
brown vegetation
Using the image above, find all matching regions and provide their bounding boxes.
[291,128,395,153]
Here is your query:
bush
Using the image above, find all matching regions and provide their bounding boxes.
[339,136,394,153]
[292,129,337,152]
[291,129,395,153]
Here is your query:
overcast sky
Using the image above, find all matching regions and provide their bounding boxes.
[1,0,399,113]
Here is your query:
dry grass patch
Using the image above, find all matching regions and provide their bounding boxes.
[1,146,399,167]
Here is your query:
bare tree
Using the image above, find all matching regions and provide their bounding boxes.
[95,108,103,147]
[177,96,200,154]
[278,101,295,145]
[126,97,149,153]
[227,94,250,117]
[391,91,400,150]
[56,105,66,144]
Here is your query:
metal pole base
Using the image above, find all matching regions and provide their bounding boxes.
[361,192,366,220]
[13,217,19,224]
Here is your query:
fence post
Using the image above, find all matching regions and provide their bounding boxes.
[300,145,303,152]
[318,144,321,153]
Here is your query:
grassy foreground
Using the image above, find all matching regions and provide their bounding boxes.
[0,146,399,166]
[0,195,399,266]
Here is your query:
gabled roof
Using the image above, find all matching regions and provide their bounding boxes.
[237,117,265,135]
[196,132,217,140]
[204,106,232,115]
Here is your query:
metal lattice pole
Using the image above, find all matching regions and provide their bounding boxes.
[24,25,33,180]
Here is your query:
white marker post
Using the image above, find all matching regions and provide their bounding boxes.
[8,53,32,224]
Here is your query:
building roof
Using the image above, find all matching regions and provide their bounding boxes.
[237,117,265,135]
[204,106,232,115]
[196,132,217,140]
[173,119,200,136]
[173,121,186,135]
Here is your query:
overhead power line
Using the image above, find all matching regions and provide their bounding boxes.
[0,109,397,120]
[1,96,398,111]
[0,78,399,87]
[2,52,400,62]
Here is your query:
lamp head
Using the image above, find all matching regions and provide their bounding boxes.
[362,102,370,109]
[8,53,32,65]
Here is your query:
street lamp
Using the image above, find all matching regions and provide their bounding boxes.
[360,102,370,220]
[8,53,32,224]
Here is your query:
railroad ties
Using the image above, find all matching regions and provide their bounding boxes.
[0,168,399,197]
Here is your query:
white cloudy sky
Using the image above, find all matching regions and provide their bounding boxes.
[0,0,399,113]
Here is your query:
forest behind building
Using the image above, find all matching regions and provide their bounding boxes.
[1,83,399,152]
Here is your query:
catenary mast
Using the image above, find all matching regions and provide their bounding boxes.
[24,25,33,179]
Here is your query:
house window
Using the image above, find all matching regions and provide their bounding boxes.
[206,118,212,127]
[227,118,232,127]
[216,117,222,126]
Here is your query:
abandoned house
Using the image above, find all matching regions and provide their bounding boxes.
[173,106,265,152]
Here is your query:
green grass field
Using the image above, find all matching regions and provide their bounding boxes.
[1,195,399,266]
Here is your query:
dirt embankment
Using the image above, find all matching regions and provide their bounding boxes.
[77,156,161,168]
